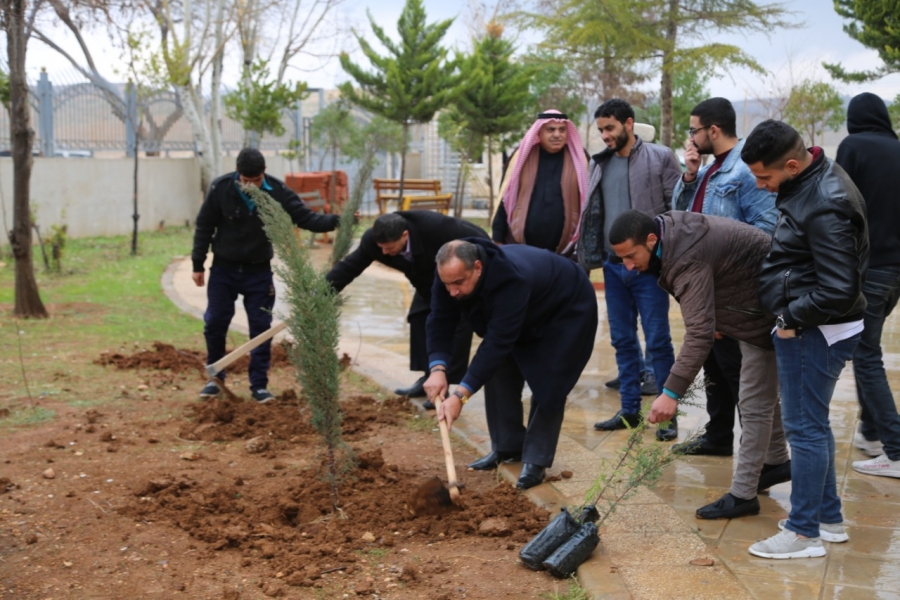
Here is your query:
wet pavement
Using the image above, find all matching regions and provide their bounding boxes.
[163,247,900,600]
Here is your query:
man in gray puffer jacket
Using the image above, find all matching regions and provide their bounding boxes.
[579,99,682,442]
[607,209,790,520]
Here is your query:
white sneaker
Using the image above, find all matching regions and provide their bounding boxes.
[749,529,825,559]
[854,430,884,457]
[778,519,848,543]
[852,454,900,478]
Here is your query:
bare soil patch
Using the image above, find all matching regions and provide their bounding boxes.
[0,343,566,599]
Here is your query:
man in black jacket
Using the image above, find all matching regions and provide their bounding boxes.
[192,148,341,403]
[326,211,487,405]
[423,239,598,490]
[836,93,900,479]
[743,120,868,560]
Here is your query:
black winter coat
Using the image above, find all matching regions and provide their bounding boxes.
[836,92,900,269]
[758,151,868,329]
[325,211,488,303]
[427,238,598,413]
[192,172,339,272]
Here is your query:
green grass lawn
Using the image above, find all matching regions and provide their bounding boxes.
[0,226,201,347]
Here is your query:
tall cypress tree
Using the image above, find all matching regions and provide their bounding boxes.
[453,22,532,217]
[339,0,455,199]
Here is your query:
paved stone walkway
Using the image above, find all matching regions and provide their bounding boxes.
[163,248,900,600]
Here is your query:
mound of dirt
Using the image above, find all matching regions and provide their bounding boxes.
[121,445,548,590]
[95,341,293,375]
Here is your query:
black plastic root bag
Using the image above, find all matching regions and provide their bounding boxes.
[518,505,599,570]
[542,522,600,578]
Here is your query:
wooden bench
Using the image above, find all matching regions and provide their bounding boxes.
[373,178,452,215]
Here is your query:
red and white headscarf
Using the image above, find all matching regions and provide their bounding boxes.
[501,110,589,255]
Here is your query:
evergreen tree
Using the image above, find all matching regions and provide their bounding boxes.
[310,100,357,212]
[826,0,900,82]
[519,0,793,148]
[454,22,533,216]
[339,0,455,199]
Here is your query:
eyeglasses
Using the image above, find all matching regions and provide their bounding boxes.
[688,126,711,137]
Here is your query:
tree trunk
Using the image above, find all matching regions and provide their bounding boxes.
[210,0,226,174]
[6,0,48,318]
[398,123,409,201]
[177,84,216,192]
[131,129,139,255]
[330,145,338,213]
[486,135,495,219]
[659,0,679,149]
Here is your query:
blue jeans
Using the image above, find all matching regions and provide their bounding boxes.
[853,266,900,460]
[204,266,276,389]
[775,327,860,538]
[603,261,674,414]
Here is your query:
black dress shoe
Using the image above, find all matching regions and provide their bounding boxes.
[395,375,427,398]
[604,377,621,390]
[422,399,435,410]
[656,417,678,442]
[594,410,642,431]
[466,450,521,471]
[516,463,546,489]
[672,435,733,456]
[696,492,760,520]
[757,460,791,492]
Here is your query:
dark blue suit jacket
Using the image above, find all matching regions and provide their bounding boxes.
[427,238,598,412]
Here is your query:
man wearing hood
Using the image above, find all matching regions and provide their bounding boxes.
[836,93,900,479]
[422,238,598,490]
[607,209,790,520]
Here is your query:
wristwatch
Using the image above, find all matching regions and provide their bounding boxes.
[452,389,469,404]
[776,314,788,330]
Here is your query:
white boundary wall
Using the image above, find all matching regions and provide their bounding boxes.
[0,157,203,239]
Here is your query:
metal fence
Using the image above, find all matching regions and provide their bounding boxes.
[0,69,465,207]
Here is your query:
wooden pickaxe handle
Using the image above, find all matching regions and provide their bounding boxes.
[205,321,288,378]
[433,395,461,500]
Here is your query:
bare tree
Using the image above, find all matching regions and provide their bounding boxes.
[1,0,49,317]
[142,0,236,190]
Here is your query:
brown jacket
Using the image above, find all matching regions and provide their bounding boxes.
[657,211,774,397]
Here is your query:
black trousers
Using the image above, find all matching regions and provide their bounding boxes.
[483,354,566,468]
[408,292,472,383]
[703,335,743,446]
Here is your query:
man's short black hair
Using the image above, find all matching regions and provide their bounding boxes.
[594,98,635,124]
[741,120,806,168]
[236,148,266,177]
[372,213,408,244]
[609,210,656,246]
[436,240,479,270]
[692,97,737,138]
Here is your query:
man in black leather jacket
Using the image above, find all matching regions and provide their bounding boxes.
[741,120,868,560]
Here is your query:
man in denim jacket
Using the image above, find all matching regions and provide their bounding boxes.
[670,98,779,461]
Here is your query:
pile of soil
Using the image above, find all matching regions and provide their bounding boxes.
[95,340,294,376]
[0,343,563,599]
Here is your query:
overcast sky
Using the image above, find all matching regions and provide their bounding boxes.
[27,0,900,105]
